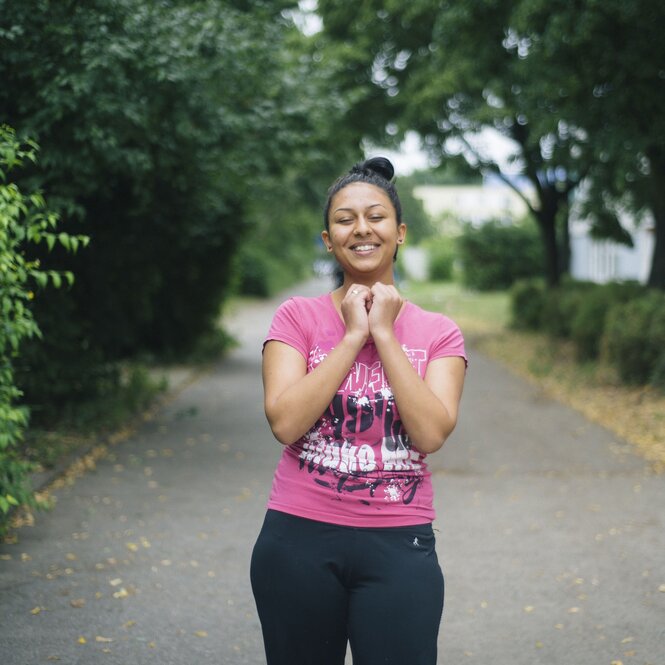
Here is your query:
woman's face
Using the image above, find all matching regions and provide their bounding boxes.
[322,182,406,282]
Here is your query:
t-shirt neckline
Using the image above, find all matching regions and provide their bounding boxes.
[325,292,410,331]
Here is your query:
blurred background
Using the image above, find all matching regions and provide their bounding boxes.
[1,0,664,526]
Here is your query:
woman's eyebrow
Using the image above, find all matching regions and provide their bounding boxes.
[333,203,387,213]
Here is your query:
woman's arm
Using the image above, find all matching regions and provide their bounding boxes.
[263,285,371,445]
[263,335,364,445]
[369,283,466,454]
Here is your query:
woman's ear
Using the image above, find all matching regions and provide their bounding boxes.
[397,223,407,244]
[321,230,333,252]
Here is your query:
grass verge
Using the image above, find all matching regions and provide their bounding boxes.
[404,280,665,472]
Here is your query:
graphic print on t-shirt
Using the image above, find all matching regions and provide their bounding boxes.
[297,345,427,507]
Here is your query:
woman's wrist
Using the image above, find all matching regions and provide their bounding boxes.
[342,328,368,350]
[368,325,397,346]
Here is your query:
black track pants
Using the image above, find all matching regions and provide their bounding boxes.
[250,510,444,665]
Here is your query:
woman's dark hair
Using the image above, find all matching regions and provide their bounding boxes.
[323,156,402,231]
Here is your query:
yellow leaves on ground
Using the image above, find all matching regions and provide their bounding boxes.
[194,630,208,638]
[479,332,665,472]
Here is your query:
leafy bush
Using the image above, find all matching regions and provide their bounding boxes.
[604,291,665,386]
[0,126,86,532]
[457,219,544,290]
[510,278,546,330]
[570,281,646,360]
[2,1,353,418]
[425,239,455,282]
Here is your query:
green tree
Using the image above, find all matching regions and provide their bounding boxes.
[0,0,359,417]
[317,0,586,287]
[511,0,665,289]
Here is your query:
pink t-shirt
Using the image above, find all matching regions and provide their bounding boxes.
[263,293,466,527]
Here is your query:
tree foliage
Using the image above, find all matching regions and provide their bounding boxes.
[0,126,86,525]
[0,0,361,418]
[511,0,665,288]
[316,0,665,288]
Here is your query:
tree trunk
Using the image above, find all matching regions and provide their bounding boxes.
[535,185,561,288]
[559,198,571,277]
[647,209,665,289]
[646,148,665,290]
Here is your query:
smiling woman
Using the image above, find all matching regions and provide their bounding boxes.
[323,181,406,283]
[250,157,467,665]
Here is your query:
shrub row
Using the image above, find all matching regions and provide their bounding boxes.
[457,219,543,290]
[511,278,665,388]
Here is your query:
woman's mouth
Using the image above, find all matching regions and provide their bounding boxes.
[350,243,379,255]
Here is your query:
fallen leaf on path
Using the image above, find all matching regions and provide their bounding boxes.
[109,578,122,586]
[194,631,208,638]
[77,637,87,645]
[30,607,42,615]
[95,636,112,643]
[70,598,86,608]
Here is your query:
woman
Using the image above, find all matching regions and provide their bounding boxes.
[250,157,467,665]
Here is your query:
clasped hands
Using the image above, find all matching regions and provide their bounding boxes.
[341,282,403,343]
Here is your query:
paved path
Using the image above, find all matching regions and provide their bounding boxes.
[1,279,663,665]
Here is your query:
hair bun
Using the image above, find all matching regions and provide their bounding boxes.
[350,156,395,182]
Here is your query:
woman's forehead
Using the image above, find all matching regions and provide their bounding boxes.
[330,182,393,211]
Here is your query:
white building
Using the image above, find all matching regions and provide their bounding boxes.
[413,179,533,232]
[412,178,654,284]
[569,218,654,284]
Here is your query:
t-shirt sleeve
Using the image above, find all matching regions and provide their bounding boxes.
[263,297,309,360]
[430,316,467,366]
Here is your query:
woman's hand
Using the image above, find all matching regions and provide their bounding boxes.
[368,282,403,339]
[340,284,371,343]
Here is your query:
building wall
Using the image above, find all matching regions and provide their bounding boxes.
[569,220,654,284]
[413,183,531,231]
[411,180,654,285]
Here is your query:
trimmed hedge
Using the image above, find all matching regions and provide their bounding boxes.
[510,278,664,389]
[604,292,665,387]
[425,239,455,282]
[457,219,543,291]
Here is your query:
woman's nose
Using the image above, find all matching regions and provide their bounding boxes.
[354,216,371,235]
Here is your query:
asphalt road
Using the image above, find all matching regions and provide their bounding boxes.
[1,278,663,665]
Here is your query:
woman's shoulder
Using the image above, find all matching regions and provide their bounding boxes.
[271,293,336,331]
[403,300,461,332]
[276,293,331,316]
